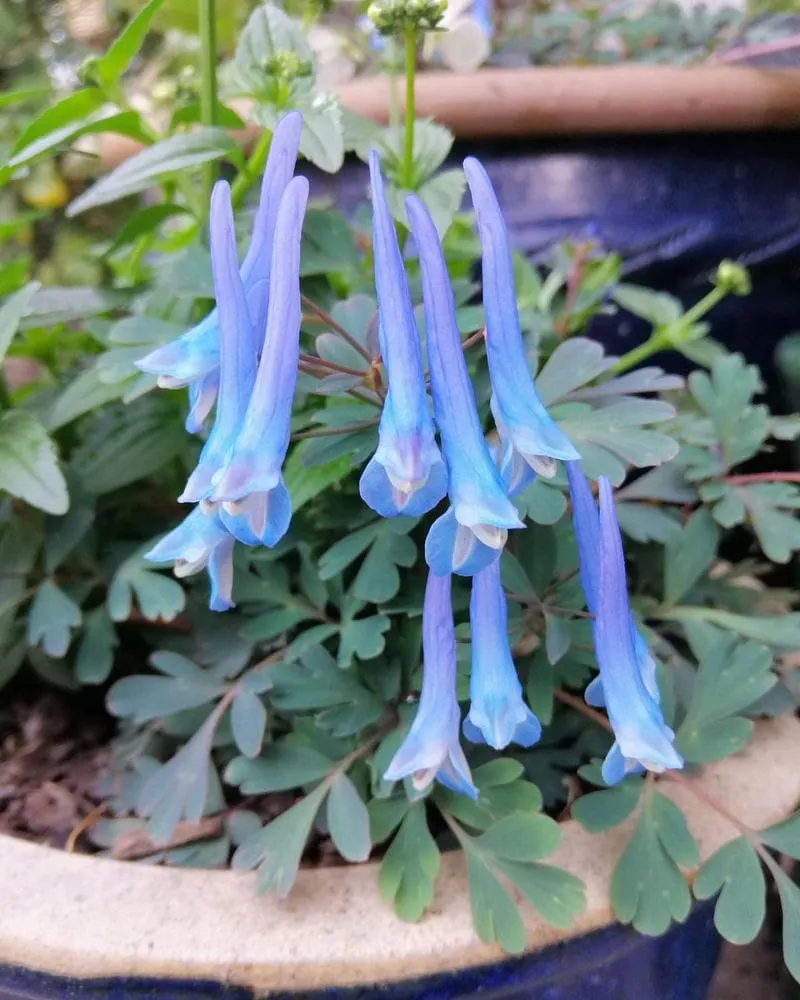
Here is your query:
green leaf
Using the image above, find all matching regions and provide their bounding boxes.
[44,504,94,573]
[515,478,567,525]
[107,550,185,623]
[368,795,408,843]
[107,204,190,253]
[494,860,586,929]
[138,714,219,843]
[477,813,561,862]
[693,837,766,945]
[107,655,222,722]
[283,441,351,513]
[612,284,682,326]
[352,525,417,604]
[761,812,800,861]
[327,772,371,862]
[46,366,129,431]
[224,743,335,794]
[10,89,104,157]
[27,580,81,658]
[9,110,151,172]
[94,0,164,86]
[231,688,267,758]
[572,775,643,832]
[67,129,239,216]
[75,608,118,684]
[0,282,40,365]
[677,626,775,763]
[610,791,697,936]
[663,508,720,604]
[773,867,800,983]
[417,169,467,237]
[233,3,312,94]
[379,804,440,922]
[233,783,330,897]
[338,615,390,666]
[0,520,41,654]
[537,338,615,406]
[615,502,680,544]
[465,847,526,953]
[544,611,571,665]
[0,411,68,514]
[735,483,800,564]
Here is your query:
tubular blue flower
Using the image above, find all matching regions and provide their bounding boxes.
[406,194,523,578]
[463,560,541,750]
[208,175,309,547]
[464,157,579,478]
[591,476,683,785]
[384,571,477,798]
[146,507,235,612]
[137,111,303,403]
[565,461,659,711]
[178,180,260,505]
[359,152,446,518]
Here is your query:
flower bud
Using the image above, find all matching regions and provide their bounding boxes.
[714,260,751,297]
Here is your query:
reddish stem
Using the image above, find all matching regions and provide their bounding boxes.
[724,472,800,486]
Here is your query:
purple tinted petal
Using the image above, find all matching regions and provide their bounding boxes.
[425,509,501,577]
[207,533,235,611]
[185,370,219,434]
[359,453,447,518]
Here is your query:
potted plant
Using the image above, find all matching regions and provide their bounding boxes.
[1,3,800,999]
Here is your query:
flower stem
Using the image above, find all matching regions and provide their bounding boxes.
[725,471,800,486]
[401,28,417,190]
[198,0,219,216]
[612,285,726,375]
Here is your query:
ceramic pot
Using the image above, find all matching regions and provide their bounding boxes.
[1,717,798,1000]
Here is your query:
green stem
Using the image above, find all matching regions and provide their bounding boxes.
[0,374,10,411]
[231,130,273,210]
[401,29,417,190]
[198,0,219,216]
[612,285,726,375]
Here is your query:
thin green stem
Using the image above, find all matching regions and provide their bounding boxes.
[401,29,417,190]
[0,374,11,411]
[612,285,726,375]
[198,0,219,216]
[231,130,272,210]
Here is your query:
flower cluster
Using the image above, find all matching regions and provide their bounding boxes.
[142,112,309,610]
[140,111,682,794]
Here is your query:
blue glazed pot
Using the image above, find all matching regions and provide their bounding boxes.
[0,904,719,1000]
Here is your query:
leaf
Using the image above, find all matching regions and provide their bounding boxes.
[465,847,526,953]
[138,715,220,844]
[94,0,164,86]
[663,508,720,604]
[107,551,185,624]
[544,611,571,665]
[0,282,40,364]
[27,580,81,658]
[75,608,118,684]
[338,615,390,666]
[224,743,335,794]
[0,520,41,654]
[515,478,567,525]
[46,366,128,431]
[494,860,586,929]
[327,772,371,862]
[107,204,190,252]
[572,775,643,832]
[693,837,766,945]
[615,502,680,544]
[379,804,440,922]
[370,120,453,183]
[761,811,800,861]
[352,525,418,604]
[417,169,467,237]
[737,483,800,564]
[231,688,267,758]
[283,441,351,513]
[21,286,129,327]
[10,89,105,157]
[612,284,682,326]
[44,504,94,573]
[233,3,312,94]
[0,411,68,514]
[610,791,697,936]
[107,656,222,722]
[773,867,800,984]
[477,813,561,862]
[232,783,330,897]
[9,110,151,171]
[677,629,775,763]
[537,338,615,406]
[67,129,239,216]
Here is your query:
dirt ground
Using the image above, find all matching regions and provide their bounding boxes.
[709,935,799,1000]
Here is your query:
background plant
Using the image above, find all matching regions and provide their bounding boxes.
[1,0,800,980]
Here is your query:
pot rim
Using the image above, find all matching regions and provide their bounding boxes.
[2,716,799,993]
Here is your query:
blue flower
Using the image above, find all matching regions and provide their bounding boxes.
[565,461,660,712]
[406,194,523,577]
[208,175,309,548]
[137,112,303,420]
[463,559,541,749]
[359,152,446,518]
[590,475,683,785]
[178,180,261,506]
[384,571,477,798]
[146,507,235,612]
[464,157,579,477]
